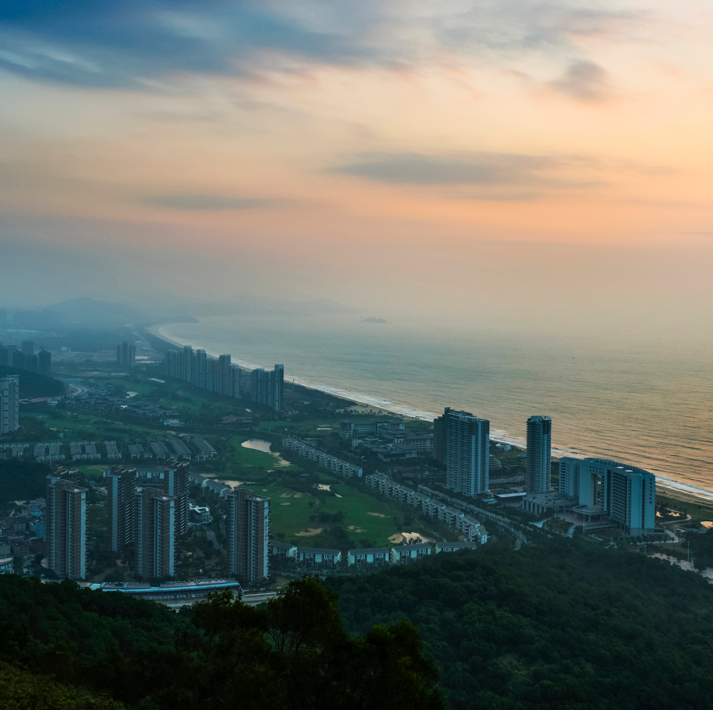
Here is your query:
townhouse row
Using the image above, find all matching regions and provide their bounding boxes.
[281,437,363,478]
[269,540,479,567]
[365,473,488,544]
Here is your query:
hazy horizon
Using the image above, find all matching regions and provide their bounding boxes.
[2,1,713,341]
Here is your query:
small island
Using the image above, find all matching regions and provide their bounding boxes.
[362,317,389,324]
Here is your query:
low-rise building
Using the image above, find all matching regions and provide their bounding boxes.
[281,438,362,478]
[269,540,298,559]
[390,543,432,565]
[435,541,478,554]
[348,547,390,566]
[299,547,341,565]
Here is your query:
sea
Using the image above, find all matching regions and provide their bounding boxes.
[159,315,713,500]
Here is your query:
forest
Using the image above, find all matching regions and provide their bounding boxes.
[3,539,713,708]
[0,574,443,710]
[330,540,713,709]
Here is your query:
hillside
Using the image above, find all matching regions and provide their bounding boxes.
[0,576,442,710]
[329,541,713,709]
[0,366,65,399]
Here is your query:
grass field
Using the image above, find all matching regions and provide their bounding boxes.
[260,474,439,549]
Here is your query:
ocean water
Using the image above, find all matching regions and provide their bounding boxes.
[160,315,713,498]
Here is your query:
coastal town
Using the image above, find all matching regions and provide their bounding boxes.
[2,311,710,598]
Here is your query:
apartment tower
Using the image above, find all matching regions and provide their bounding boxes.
[526,415,552,494]
[46,470,87,580]
[445,411,490,496]
[106,466,138,552]
[116,341,136,368]
[0,375,20,434]
[163,461,189,536]
[135,488,176,579]
[226,488,270,584]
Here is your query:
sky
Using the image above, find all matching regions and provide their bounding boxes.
[1,0,712,333]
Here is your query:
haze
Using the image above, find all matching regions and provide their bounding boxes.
[1,0,712,337]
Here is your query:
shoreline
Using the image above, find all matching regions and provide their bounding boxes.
[147,322,713,506]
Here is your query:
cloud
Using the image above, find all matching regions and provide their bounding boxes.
[142,193,286,210]
[0,0,648,88]
[330,152,593,188]
[547,60,613,102]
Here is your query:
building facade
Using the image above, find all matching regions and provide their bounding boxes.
[525,415,552,494]
[445,411,490,496]
[250,365,284,412]
[163,461,189,537]
[38,349,52,376]
[0,375,20,434]
[226,488,270,584]
[46,470,87,580]
[559,457,656,535]
[116,341,136,368]
[135,488,176,579]
[106,466,137,552]
[165,346,243,400]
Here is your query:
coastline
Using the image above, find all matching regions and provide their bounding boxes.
[147,322,713,506]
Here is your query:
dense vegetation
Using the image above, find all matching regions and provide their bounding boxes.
[0,575,443,710]
[0,365,65,398]
[330,541,713,710]
[0,460,51,503]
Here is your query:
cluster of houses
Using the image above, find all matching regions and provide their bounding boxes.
[365,473,488,544]
[269,539,479,567]
[67,392,182,426]
[281,437,363,478]
[339,419,435,461]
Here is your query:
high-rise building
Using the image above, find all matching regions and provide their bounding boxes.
[251,368,266,405]
[107,466,137,552]
[230,364,241,398]
[116,341,136,368]
[526,416,552,494]
[445,411,490,496]
[163,461,189,537]
[46,470,87,580]
[38,349,52,376]
[182,346,193,383]
[0,375,20,434]
[135,488,176,579]
[226,488,270,584]
[217,354,232,396]
[559,457,656,535]
[272,364,284,412]
[433,407,455,464]
[194,349,208,389]
[21,341,34,356]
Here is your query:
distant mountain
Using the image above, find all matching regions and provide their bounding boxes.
[170,298,354,318]
[47,297,143,325]
[363,317,389,324]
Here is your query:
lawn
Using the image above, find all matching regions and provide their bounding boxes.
[262,475,440,550]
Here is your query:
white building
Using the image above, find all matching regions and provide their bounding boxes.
[435,541,478,554]
[390,543,432,565]
[299,547,341,565]
[281,438,362,478]
[348,547,390,565]
[0,375,20,434]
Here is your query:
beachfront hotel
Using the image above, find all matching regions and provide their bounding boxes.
[164,346,241,400]
[559,457,656,536]
[526,415,552,494]
[444,410,490,496]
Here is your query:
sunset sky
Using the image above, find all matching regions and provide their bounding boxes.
[1,0,712,330]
